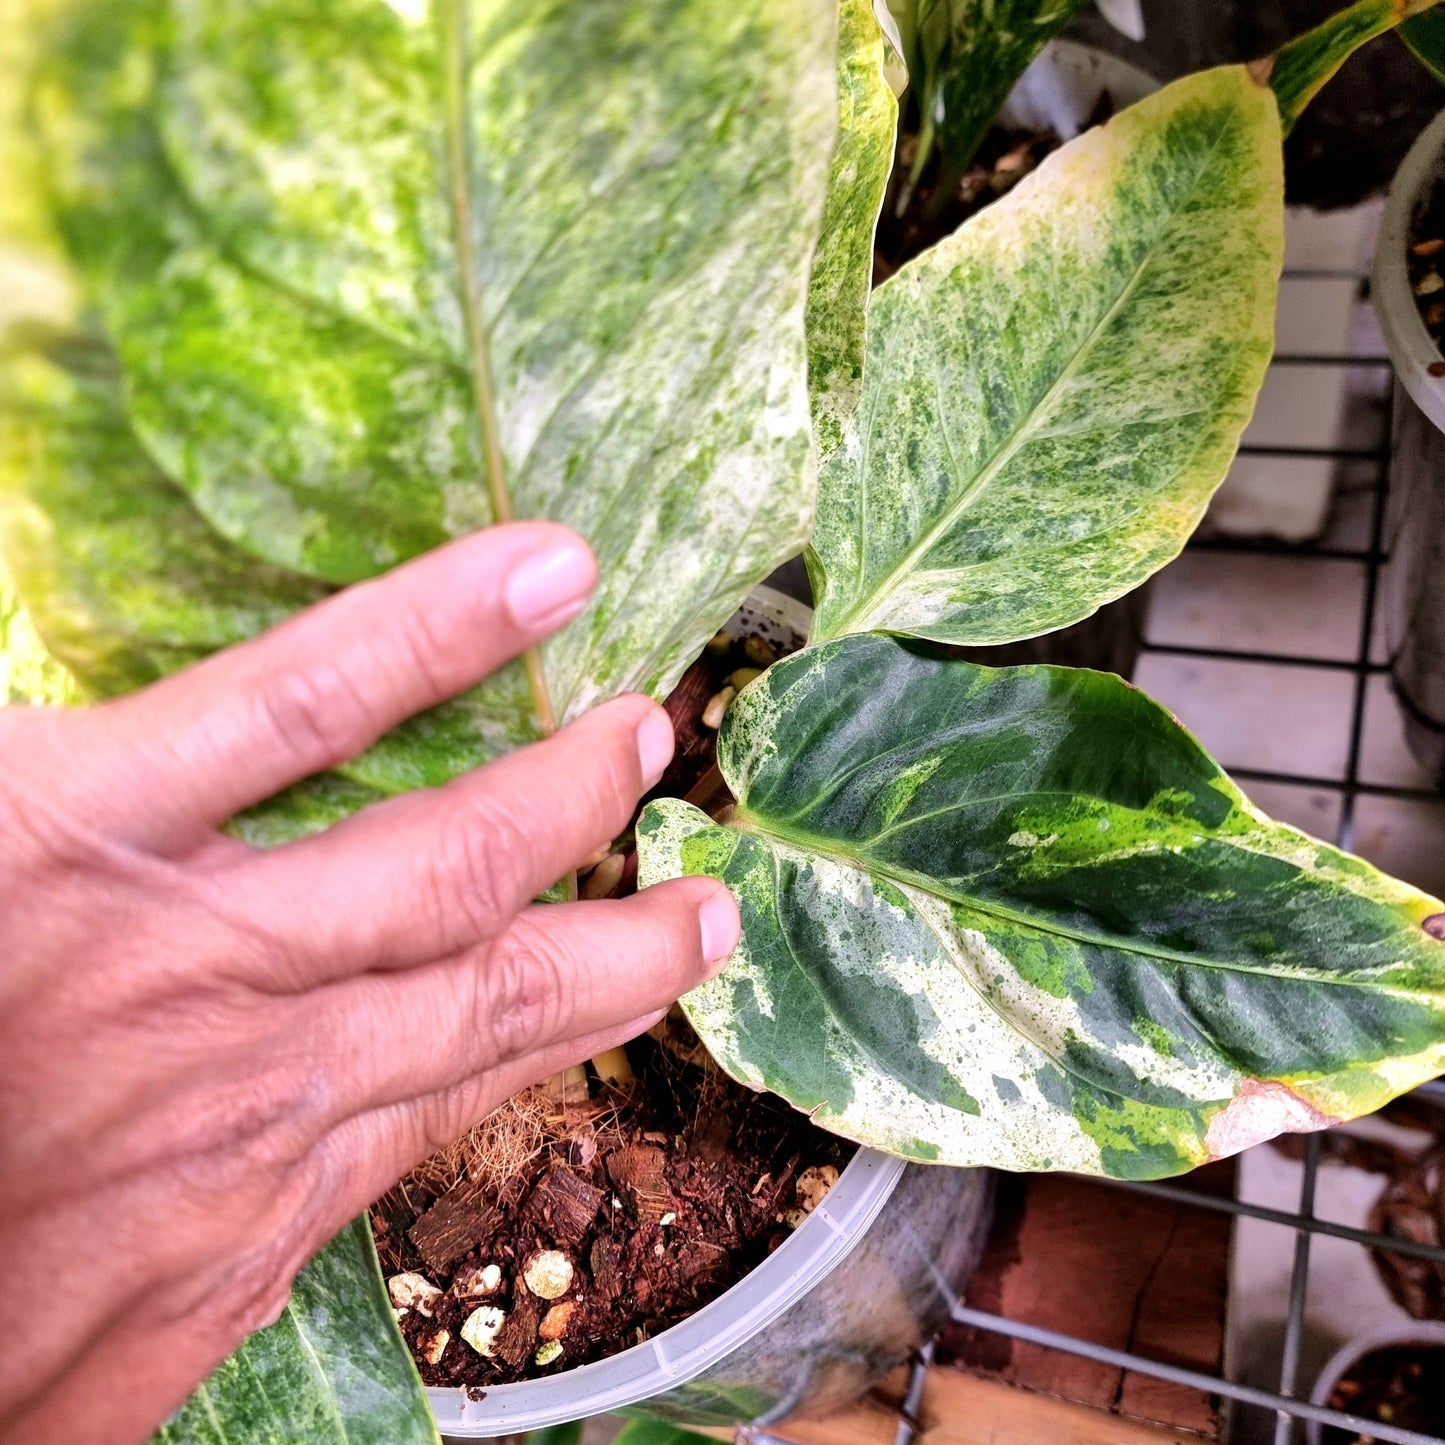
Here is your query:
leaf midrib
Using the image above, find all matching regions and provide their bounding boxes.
[817,101,1239,641]
[710,813,1218,1136]
[727,810,1435,997]
[286,1299,350,1443]
[440,0,557,735]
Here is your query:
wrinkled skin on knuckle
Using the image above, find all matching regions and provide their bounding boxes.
[183,861,308,990]
[472,927,571,1065]
[251,662,376,774]
[576,728,642,840]
[179,1054,334,1184]
[412,1073,498,1161]
[430,790,529,942]
[387,598,457,699]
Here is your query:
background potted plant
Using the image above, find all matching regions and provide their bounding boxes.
[3,2,1445,1443]
[1306,1321,1445,1445]
[1374,23,1445,790]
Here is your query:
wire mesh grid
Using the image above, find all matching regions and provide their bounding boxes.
[853,264,1444,1445]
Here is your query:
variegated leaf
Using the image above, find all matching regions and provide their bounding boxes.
[0,323,331,696]
[637,634,1445,1179]
[153,1220,439,1445]
[806,0,898,464]
[3,0,837,790]
[806,66,1284,649]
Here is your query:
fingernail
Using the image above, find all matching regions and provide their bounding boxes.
[504,541,595,630]
[636,708,674,791]
[699,887,741,968]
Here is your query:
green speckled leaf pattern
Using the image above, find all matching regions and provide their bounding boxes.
[1,324,331,696]
[1269,0,1445,132]
[152,1220,438,1445]
[5,0,837,785]
[805,0,898,464]
[807,66,1284,648]
[637,634,1445,1178]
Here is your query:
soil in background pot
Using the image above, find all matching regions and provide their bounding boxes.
[875,120,1066,284]
[874,93,1119,285]
[1322,1344,1445,1443]
[1409,172,1445,367]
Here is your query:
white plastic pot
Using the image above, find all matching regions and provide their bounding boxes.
[1000,36,1157,136]
[1374,108,1445,790]
[1305,1321,1445,1445]
[431,589,995,1439]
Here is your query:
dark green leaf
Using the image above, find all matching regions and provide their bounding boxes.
[151,1220,439,1445]
[524,1426,584,1445]
[1402,9,1445,82]
[887,0,1089,188]
[638,633,1445,1178]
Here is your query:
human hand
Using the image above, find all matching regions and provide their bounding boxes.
[0,522,740,1445]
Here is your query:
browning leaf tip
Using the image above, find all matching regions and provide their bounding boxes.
[1247,55,1276,88]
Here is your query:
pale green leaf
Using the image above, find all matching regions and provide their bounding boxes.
[4,0,838,789]
[806,0,898,464]
[0,323,330,697]
[637,633,1445,1179]
[807,67,1283,648]
[0,564,80,706]
[152,1220,439,1445]
[1269,0,1445,131]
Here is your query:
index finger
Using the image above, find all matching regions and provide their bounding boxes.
[90,522,596,849]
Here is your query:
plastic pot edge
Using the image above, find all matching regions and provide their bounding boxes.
[1373,107,1445,435]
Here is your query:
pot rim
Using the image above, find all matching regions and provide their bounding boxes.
[1304,1319,1445,1445]
[1373,106,1445,433]
[427,582,908,1436]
